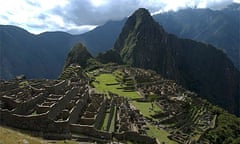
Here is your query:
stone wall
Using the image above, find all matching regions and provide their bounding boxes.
[42,133,71,140]
[79,116,95,125]
[94,97,106,129]
[48,87,77,119]
[1,110,47,131]
[14,93,46,114]
[0,96,18,111]
[36,104,52,114]
[70,124,112,139]
[0,109,70,134]
[45,80,68,95]
[0,70,161,143]
[107,98,115,130]
[70,124,156,143]
[114,131,157,144]
[0,88,24,98]
[0,82,18,92]
[69,94,88,124]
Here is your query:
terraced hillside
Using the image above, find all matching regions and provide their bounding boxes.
[1,64,239,144]
[90,69,175,143]
[90,66,240,144]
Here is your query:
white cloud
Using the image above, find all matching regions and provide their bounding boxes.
[66,25,97,34]
[0,0,238,34]
[0,0,72,34]
[89,0,109,7]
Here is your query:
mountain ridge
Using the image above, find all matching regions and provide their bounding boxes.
[99,8,240,116]
[0,3,239,80]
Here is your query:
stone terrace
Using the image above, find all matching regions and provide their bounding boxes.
[0,65,157,143]
[117,67,217,144]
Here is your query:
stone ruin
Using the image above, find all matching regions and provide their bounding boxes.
[122,67,217,144]
[0,67,157,143]
[0,65,218,143]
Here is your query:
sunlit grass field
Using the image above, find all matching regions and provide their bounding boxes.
[91,72,175,143]
[92,73,141,99]
[131,101,162,119]
[0,126,78,144]
[146,123,177,144]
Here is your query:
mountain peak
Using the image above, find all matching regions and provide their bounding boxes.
[113,8,165,53]
[129,8,158,28]
[64,43,93,69]
[101,8,240,115]
[132,8,151,18]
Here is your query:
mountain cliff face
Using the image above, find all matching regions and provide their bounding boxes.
[95,4,240,70]
[101,8,240,115]
[154,3,240,69]
[64,43,93,69]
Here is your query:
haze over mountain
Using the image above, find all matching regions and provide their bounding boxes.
[98,8,240,116]
[0,25,74,79]
[0,3,239,80]
[0,20,124,79]
[154,3,240,69]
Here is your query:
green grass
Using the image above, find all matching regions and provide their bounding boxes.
[146,123,177,144]
[92,72,175,144]
[109,106,117,132]
[101,111,110,131]
[146,93,158,101]
[0,126,78,144]
[19,81,29,88]
[92,73,141,99]
[0,126,47,144]
[131,101,162,120]
[31,110,37,115]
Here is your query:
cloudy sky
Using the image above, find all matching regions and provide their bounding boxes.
[0,0,239,35]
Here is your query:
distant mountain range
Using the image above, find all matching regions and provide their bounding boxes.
[0,20,124,79]
[0,3,239,80]
[154,4,240,69]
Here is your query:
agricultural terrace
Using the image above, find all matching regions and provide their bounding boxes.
[92,72,163,118]
[92,73,140,99]
[91,70,175,143]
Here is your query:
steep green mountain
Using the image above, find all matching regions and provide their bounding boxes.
[99,8,240,116]
[86,3,240,70]
[64,43,93,69]
[88,3,240,70]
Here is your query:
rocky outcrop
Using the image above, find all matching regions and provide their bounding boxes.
[64,43,93,69]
